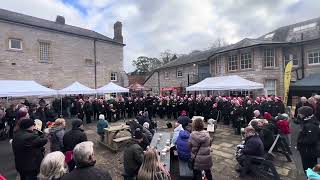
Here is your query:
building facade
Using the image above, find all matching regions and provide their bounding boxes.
[0,9,125,89]
[144,17,320,99]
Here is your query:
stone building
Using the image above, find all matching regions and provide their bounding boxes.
[0,8,125,89]
[144,17,320,100]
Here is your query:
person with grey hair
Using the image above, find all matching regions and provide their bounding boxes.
[38,151,67,180]
[61,141,112,180]
[295,96,313,118]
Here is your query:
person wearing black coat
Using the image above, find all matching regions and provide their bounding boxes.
[83,100,93,124]
[5,104,15,138]
[63,119,87,171]
[294,97,313,118]
[12,119,47,180]
[61,141,112,180]
[236,126,264,177]
[297,106,320,172]
[123,129,144,178]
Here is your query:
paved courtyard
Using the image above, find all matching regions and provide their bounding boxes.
[82,118,299,180]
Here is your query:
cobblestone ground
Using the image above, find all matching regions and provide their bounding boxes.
[81,118,298,180]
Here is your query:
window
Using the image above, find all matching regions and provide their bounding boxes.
[39,42,51,62]
[264,33,274,39]
[284,54,298,66]
[9,38,22,50]
[308,50,320,65]
[164,71,169,79]
[293,23,317,32]
[228,55,238,71]
[111,72,117,81]
[265,79,276,96]
[215,57,222,74]
[240,53,252,69]
[263,49,275,67]
[177,68,183,77]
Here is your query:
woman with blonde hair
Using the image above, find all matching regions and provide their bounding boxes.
[38,151,67,180]
[49,118,66,152]
[137,148,170,180]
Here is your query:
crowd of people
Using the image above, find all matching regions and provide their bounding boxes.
[0,93,320,179]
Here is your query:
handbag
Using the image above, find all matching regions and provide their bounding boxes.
[188,142,202,169]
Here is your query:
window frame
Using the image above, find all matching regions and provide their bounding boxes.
[39,41,51,63]
[240,52,252,70]
[284,53,298,67]
[263,48,275,68]
[110,72,118,81]
[164,71,169,79]
[9,38,22,50]
[176,68,183,78]
[307,50,320,65]
[228,55,238,71]
[265,79,277,96]
[215,57,222,75]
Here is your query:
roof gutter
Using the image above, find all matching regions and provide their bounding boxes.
[0,19,125,46]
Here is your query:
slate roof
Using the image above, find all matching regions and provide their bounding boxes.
[290,73,320,91]
[0,8,124,45]
[157,16,320,70]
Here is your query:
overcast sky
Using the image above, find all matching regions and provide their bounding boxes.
[2,0,319,72]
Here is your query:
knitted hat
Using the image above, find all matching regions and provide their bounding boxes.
[99,114,105,120]
[133,128,143,139]
[72,119,83,128]
[181,110,187,116]
[264,112,272,120]
[19,119,35,130]
[298,106,314,117]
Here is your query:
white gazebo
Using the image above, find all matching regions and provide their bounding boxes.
[186,75,264,91]
[96,82,129,94]
[58,81,97,95]
[0,80,57,97]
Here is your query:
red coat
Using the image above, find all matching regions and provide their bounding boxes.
[276,120,290,134]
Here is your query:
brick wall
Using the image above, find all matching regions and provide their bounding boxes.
[0,21,124,89]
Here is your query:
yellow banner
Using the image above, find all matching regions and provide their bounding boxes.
[284,61,293,105]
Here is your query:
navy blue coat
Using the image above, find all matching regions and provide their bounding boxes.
[242,135,264,157]
[176,130,191,161]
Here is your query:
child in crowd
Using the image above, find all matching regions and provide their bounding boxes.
[276,113,291,146]
[307,164,320,180]
[96,114,108,141]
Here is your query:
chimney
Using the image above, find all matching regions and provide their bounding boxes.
[56,15,65,25]
[113,21,123,43]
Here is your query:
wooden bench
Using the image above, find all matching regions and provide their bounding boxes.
[178,159,193,179]
[112,136,131,151]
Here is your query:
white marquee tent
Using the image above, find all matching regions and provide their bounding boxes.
[186,75,264,91]
[58,81,96,95]
[96,82,129,94]
[0,80,57,97]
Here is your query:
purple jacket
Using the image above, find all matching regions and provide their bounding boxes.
[176,130,191,161]
[189,130,213,170]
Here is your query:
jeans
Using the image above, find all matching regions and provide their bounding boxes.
[193,169,212,180]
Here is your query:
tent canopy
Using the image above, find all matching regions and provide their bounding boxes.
[58,81,96,95]
[128,83,151,91]
[97,82,129,93]
[186,75,264,91]
[0,80,57,97]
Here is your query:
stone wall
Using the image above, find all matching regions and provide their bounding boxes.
[0,21,124,89]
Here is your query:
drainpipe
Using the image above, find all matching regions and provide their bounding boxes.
[94,39,97,89]
[300,33,305,80]
[157,71,160,95]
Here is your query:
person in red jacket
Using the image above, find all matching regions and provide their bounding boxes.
[276,113,291,146]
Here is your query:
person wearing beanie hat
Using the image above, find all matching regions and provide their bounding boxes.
[263,112,273,121]
[12,118,47,180]
[63,119,87,171]
[123,128,144,178]
[297,106,320,172]
[177,110,192,129]
[96,114,109,141]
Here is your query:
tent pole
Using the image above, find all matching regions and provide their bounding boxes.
[60,96,63,117]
